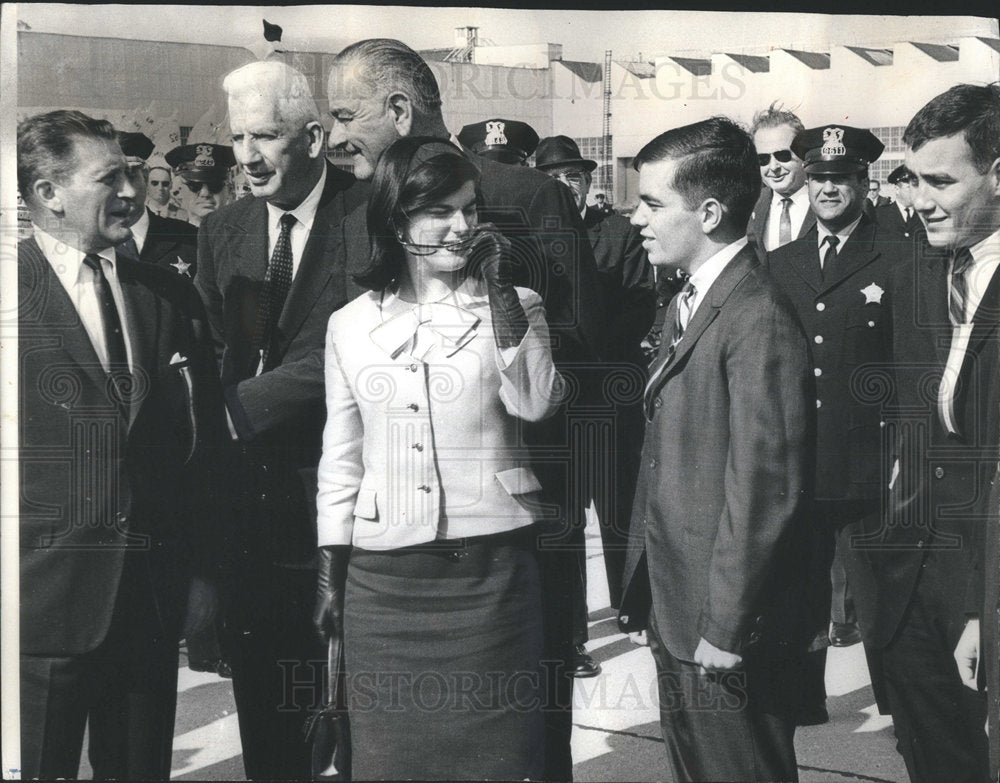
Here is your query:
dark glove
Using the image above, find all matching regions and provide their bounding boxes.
[314,545,350,643]
[469,224,529,349]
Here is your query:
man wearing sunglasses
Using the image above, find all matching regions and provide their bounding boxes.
[166,142,236,229]
[116,132,199,280]
[747,104,816,260]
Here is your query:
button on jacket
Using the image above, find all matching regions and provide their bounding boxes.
[317,277,562,551]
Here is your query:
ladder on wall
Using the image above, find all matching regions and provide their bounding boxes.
[601,49,613,203]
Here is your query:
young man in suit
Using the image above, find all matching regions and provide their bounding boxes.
[323,38,605,780]
[877,82,999,783]
[116,132,200,279]
[17,110,229,780]
[534,134,657,657]
[747,104,816,259]
[876,164,922,244]
[194,60,366,781]
[619,116,816,782]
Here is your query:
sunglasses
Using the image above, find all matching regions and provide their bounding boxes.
[757,149,794,166]
[149,179,170,187]
[184,180,226,195]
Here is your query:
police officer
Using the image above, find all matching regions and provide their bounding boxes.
[165,142,237,228]
[877,164,921,242]
[457,118,539,166]
[764,124,908,720]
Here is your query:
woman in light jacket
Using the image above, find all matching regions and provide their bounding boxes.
[314,136,562,781]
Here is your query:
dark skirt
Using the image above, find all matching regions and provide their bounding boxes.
[343,527,545,781]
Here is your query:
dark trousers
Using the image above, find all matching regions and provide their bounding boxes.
[20,554,179,780]
[647,610,799,783]
[880,555,989,783]
[226,562,326,781]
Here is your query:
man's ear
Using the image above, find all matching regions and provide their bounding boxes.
[699,197,724,234]
[304,120,326,159]
[386,92,413,137]
[988,157,1000,198]
[31,178,62,214]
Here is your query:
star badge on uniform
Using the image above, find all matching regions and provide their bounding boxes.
[861,282,884,304]
[171,257,192,277]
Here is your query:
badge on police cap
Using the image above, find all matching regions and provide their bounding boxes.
[195,145,216,168]
[821,128,846,158]
[485,121,508,147]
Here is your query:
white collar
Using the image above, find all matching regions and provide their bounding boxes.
[688,236,748,297]
[129,208,150,252]
[968,226,1000,265]
[33,224,118,285]
[770,185,809,210]
[817,213,864,250]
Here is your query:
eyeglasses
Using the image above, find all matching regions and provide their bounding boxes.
[757,150,794,166]
[184,180,226,195]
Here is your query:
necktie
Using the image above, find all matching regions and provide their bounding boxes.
[905,207,913,222]
[118,235,140,262]
[255,212,296,373]
[820,235,839,280]
[83,254,131,409]
[778,197,793,247]
[644,281,696,417]
[949,248,973,326]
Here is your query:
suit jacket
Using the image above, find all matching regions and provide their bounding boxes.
[19,236,230,656]
[316,278,560,550]
[195,162,367,563]
[764,214,907,501]
[141,208,199,279]
[875,202,921,245]
[584,206,655,370]
[982,467,1000,780]
[618,245,816,661]
[746,187,817,261]
[852,233,1000,651]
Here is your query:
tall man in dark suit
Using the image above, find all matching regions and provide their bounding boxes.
[194,60,366,781]
[323,38,605,780]
[17,110,229,780]
[619,117,816,782]
[534,134,656,647]
[876,164,922,244]
[116,131,200,279]
[885,83,1000,783]
[765,125,908,725]
[747,104,816,260]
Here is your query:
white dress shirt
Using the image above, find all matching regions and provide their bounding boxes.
[685,236,749,323]
[129,208,150,254]
[265,164,327,279]
[816,214,864,266]
[764,186,810,252]
[938,227,1000,434]
[34,226,134,372]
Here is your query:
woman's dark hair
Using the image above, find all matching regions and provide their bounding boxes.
[355,136,480,291]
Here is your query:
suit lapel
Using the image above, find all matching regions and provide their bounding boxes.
[797,209,817,240]
[275,164,351,352]
[784,228,823,293]
[916,242,953,368]
[117,257,156,429]
[226,196,270,282]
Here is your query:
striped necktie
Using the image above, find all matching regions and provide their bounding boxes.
[83,254,131,413]
[644,281,696,417]
[948,248,973,326]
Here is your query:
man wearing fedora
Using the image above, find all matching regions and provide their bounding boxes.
[535,135,658,665]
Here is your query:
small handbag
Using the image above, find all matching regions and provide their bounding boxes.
[305,633,351,781]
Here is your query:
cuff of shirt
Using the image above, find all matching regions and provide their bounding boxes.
[224,383,256,442]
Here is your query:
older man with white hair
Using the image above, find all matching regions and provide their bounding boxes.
[194,59,367,781]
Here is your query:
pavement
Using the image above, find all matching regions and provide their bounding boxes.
[77,513,910,782]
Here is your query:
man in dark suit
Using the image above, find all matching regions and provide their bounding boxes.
[324,38,605,781]
[116,131,200,279]
[883,83,1000,783]
[17,110,229,780]
[194,60,366,781]
[619,117,816,782]
[765,125,908,727]
[747,104,817,260]
[876,164,922,244]
[534,134,656,640]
